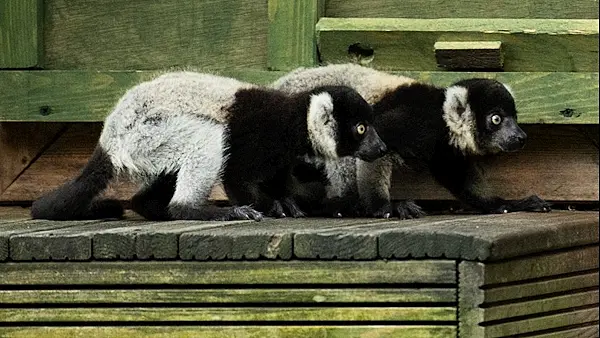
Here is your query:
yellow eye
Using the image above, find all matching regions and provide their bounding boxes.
[356,124,366,135]
[491,115,502,125]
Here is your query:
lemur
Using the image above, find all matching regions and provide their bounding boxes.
[271,63,551,218]
[31,71,387,221]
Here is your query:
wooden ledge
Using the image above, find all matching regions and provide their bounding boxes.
[0,208,597,262]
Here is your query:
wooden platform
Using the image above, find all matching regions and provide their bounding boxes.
[0,208,598,338]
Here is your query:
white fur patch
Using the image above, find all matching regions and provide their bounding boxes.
[307,92,339,159]
[442,86,481,155]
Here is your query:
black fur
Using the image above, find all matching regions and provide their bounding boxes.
[223,85,380,218]
[30,146,124,220]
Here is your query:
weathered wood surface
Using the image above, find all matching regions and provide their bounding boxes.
[0,326,458,338]
[267,0,323,70]
[0,209,597,262]
[317,18,599,72]
[0,260,457,285]
[0,288,456,304]
[458,247,600,338]
[0,71,597,123]
[325,0,599,19]
[43,0,269,70]
[1,124,597,204]
[0,0,42,68]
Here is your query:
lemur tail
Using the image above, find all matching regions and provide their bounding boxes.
[30,146,124,220]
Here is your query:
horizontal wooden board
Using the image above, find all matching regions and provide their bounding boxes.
[0,0,42,68]
[0,288,456,304]
[43,0,269,70]
[325,0,599,19]
[481,290,599,322]
[0,71,597,123]
[0,326,458,338]
[484,271,599,303]
[483,306,599,337]
[317,18,599,72]
[0,261,457,285]
[523,325,600,338]
[0,306,456,322]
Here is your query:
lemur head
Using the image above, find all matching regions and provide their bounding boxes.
[443,78,527,155]
[307,85,387,162]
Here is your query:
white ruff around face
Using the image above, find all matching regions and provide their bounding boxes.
[307,92,339,159]
[442,86,481,155]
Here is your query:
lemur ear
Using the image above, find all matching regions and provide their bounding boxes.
[502,83,515,98]
[307,92,338,159]
[443,85,468,116]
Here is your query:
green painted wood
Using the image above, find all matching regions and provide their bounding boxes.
[458,261,486,338]
[0,306,457,322]
[0,288,456,304]
[482,290,599,322]
[484,306,599,337]
[0,70,283,122]
[0,0,42,68]
[43,0,268,70]
[521,325,599,338]
[0,326,458,338]
[325,0,599,19]
[484,245,599,285]
[434,41,504,70]
[484,271,599,303]
[0,261,457,285]
[317,18,599,72]
[267,0,323,70]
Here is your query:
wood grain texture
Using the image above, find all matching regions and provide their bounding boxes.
[0,326,458,338]
[267,0,323,70]
[434,41,504,70]
[325,0,599,19]
[0,0,42,68]
[0,306,456,322]
[0,288,456,304]
[43,0,268,70]
[317,18,599,72]
[0,261,457,285]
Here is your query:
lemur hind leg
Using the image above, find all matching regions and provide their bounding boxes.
[131,172,177,221]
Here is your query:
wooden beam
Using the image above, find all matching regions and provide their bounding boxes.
[0,0,43,68]
[325,0,599,19]
[0,70,596,123]
[267,0,324,70]
[317,18,599,72]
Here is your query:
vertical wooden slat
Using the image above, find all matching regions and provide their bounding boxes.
[267,0,324,70]
[0,0,43,68]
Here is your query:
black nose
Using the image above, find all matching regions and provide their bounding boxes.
[517,134,527,147]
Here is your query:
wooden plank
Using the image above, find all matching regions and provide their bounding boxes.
[482,290,599,322]
[0,71,597,123]
[391,125,599,201]
[43,0,268,70]
[522,325,599,338]
[484,271,599,303]
[325,0,599,19]
[267,0,323,70]
[0,261,457,285]
[484,306,599,337]
[0,326,458,338]
[458,261,487,338]
[0,307,456,322]
[377,211,599,261]
[0,288,457,304]
[0,219,101,262]
[317,18,599,72]
[434,41,504,70]
[0,0,42,68]
[484,246,599,285]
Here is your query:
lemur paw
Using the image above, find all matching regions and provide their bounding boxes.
[233,206,263,221]
[267,200,287,218]
[518,195,552,213]
[282,198,306,218]
[395,200,425,220]
[372,203,393,219]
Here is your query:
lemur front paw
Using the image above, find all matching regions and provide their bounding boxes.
[395,200,425,220]
[233,206,264,221]
[267,200,287,218]
[371,202,393,219]
[514,195,552,213]
[282,197,307,218]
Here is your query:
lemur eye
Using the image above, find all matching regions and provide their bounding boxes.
[491,115,502,125]
[356,124,366,135]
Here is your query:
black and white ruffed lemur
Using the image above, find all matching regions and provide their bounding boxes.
[31,71,388,221]
[271,63,551,218]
